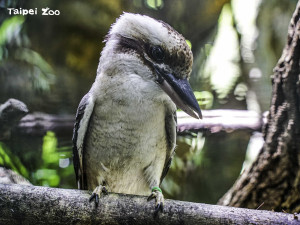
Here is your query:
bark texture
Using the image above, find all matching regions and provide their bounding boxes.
[0,183,298,225]
[219,1,300,213]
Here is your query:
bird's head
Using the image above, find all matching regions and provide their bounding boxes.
[99,13,202,119]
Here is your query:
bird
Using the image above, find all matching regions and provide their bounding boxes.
[72,12,202,212]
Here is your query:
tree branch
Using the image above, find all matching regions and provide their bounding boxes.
[0,98,28,140]
[13,110,262,140]
[0,183,298,225]
[177,110,262,133]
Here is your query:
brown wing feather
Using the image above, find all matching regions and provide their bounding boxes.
[72,92,94,189]
[160,110,177,183]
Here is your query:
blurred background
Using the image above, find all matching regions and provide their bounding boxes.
[0,0,298,204]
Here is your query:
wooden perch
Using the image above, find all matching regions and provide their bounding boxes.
[0,183,298,225]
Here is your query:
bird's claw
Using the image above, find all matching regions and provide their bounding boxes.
[89,192,99,206]
[89,185,108,207]
[147,189,164,213]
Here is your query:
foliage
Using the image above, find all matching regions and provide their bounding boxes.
[204,4,241,100]
[0,1,56,112]
[32,131,74,187]
[0,131,74,188]
[194,91,214,109]
[0,15,55,90]
[0,142,29,178]
[162,133,205,197]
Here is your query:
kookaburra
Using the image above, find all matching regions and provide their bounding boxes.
[73,13,202,212]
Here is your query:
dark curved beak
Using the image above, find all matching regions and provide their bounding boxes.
[155,67,202,119]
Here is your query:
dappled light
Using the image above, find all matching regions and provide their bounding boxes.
[204,3,241,100]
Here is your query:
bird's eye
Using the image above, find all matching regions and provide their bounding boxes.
[150,46,165,62]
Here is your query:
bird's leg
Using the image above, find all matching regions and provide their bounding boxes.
[89,184,108,207]
[147,186,164,213]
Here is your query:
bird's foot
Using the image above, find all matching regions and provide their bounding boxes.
[89,185,108,207]
[147,186,164,213]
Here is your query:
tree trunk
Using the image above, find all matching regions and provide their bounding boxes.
[0,183,298,225]
[218,0,300,213]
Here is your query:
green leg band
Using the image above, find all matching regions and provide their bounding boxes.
[152,186,162,193]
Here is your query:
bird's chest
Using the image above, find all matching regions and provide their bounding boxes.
[83,75,175,193]
[86,93,167,172]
